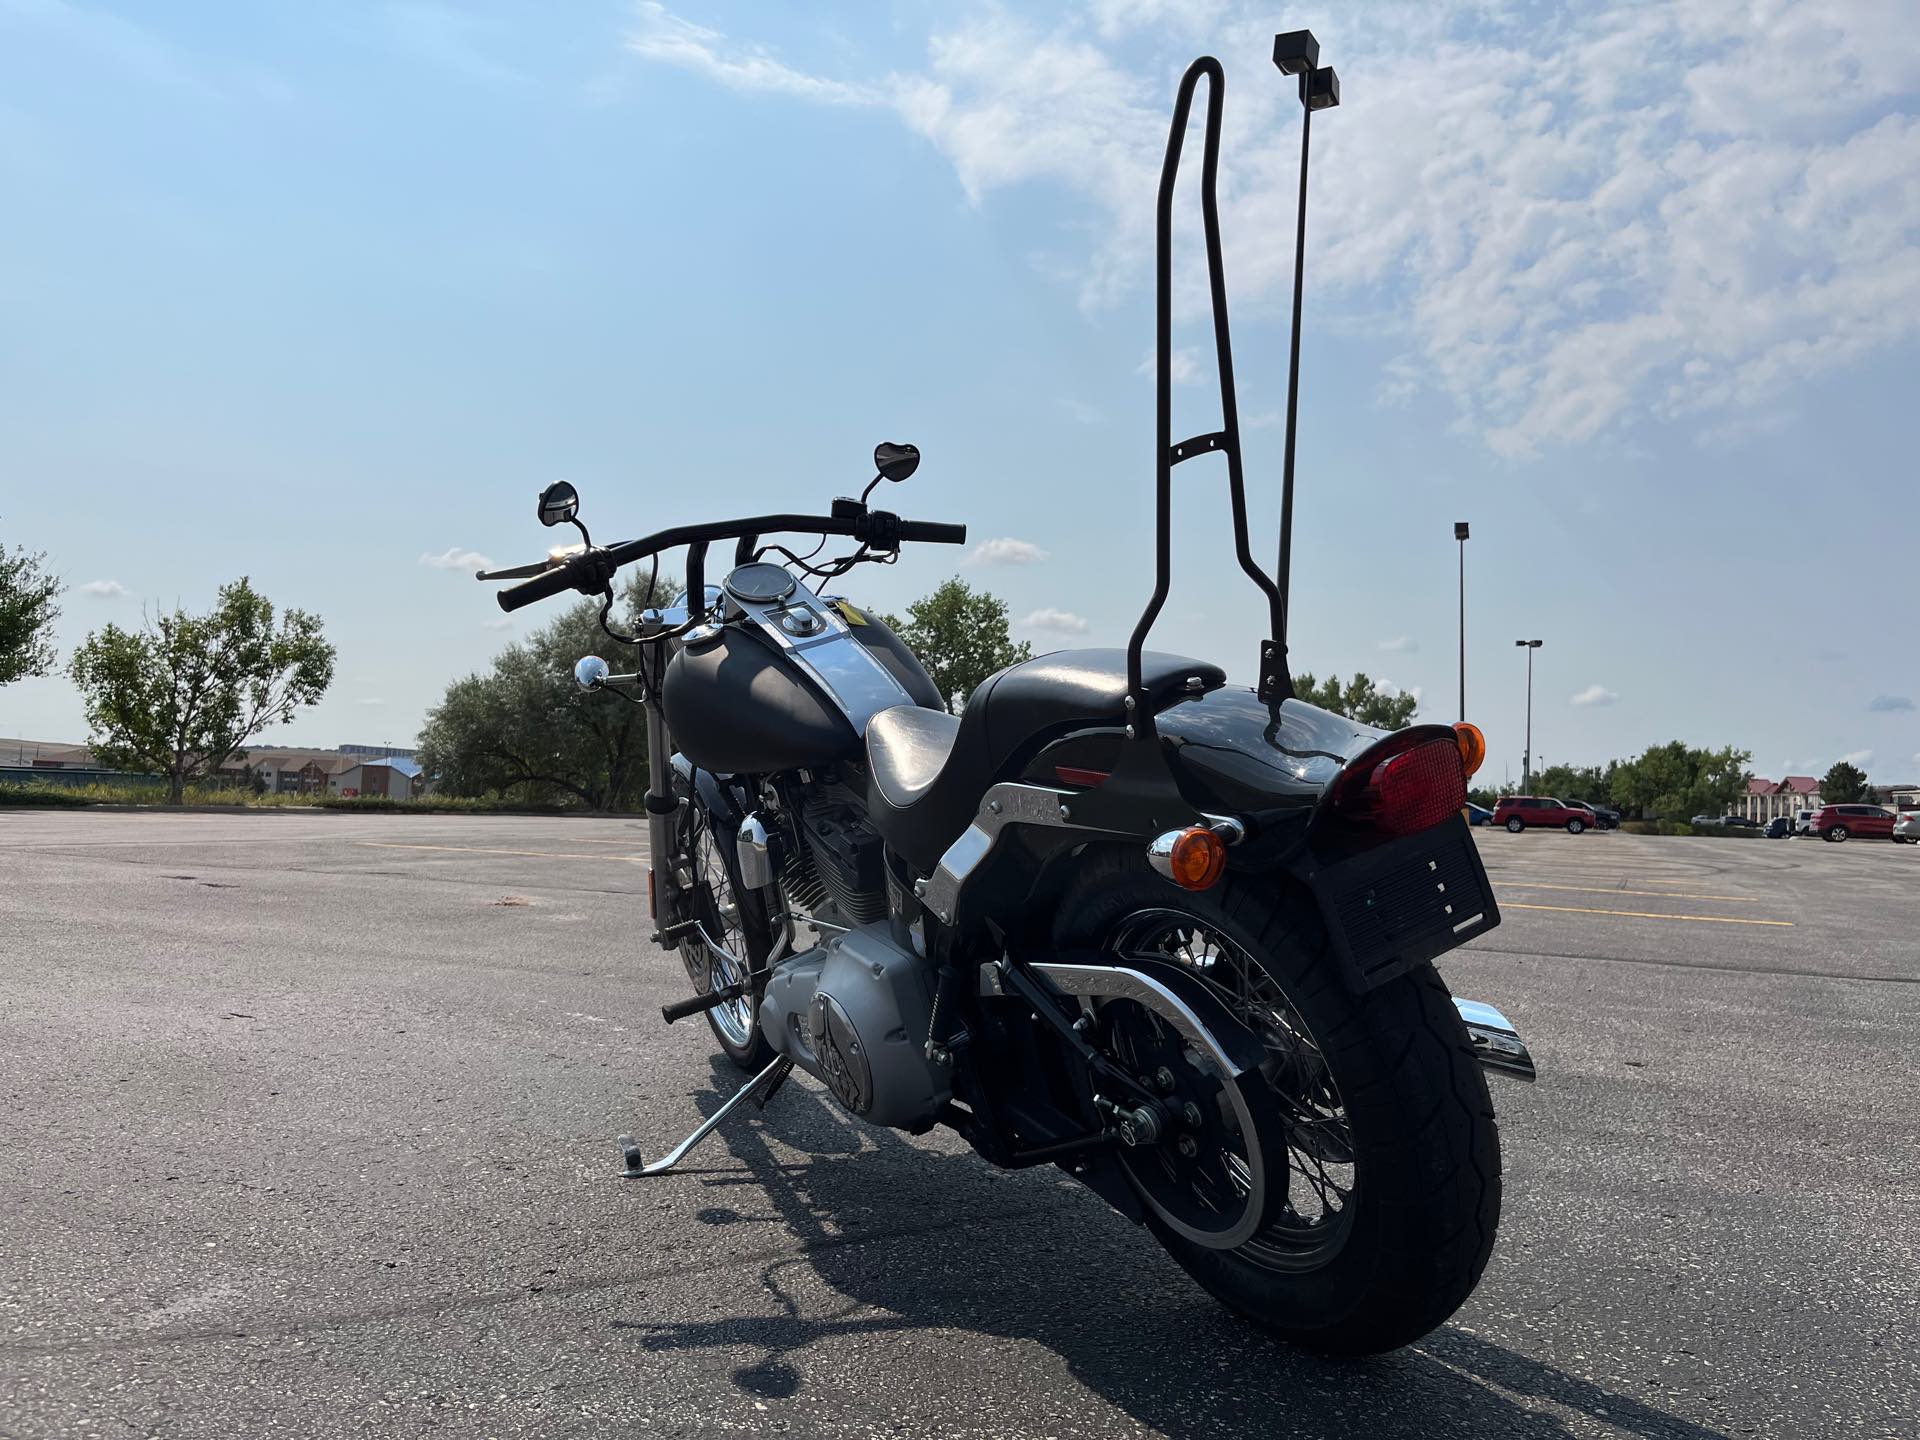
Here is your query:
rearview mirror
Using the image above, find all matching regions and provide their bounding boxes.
[538,481,580,528]
[873,442,920,483]
[574,655,609,691]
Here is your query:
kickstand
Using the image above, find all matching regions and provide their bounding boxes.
[618,1056,794,1178]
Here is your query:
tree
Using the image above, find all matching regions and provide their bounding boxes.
[1531,762,1612,805]
[1820,760,1869,805]
[0,538,62,686]
[1607,741,1750,820]
[1293,671,1418,730]
[69,578,336,804]
[887,578,1031,710]
[417,574,671,810]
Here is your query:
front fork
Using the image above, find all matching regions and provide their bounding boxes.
[642,661,681,927]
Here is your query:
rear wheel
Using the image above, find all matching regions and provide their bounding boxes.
[1505,817,1524,833]
[1051,852,1502,1354]
[1828,825,1850,843]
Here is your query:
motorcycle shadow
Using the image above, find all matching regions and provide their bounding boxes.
[612,1057,1728,1440]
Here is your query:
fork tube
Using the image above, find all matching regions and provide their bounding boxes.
[644,661,677,895]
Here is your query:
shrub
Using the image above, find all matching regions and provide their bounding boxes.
[1618,819,1760,839]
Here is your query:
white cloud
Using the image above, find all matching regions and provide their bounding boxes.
[79,579,128,598]
[968,536,1048,565]
[1136,346,1204,385]
[356,698,386,707]
[1838,748,1874,769]
[419,547,492,573]
[1377,636,1416,653]
[1867,695,1915,713]
[627,2,875,106]
[482,617,514,632]
[1019,607,1090,634]
[628,2,1920,457]
[1570,684,1617,707]
[1058,397,1103,424]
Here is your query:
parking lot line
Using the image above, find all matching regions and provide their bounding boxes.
[357,842,645,862]
[1500,882,1763,903]
[1504,901,1793,927]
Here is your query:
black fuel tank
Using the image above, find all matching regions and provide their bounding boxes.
[663,624,860,774]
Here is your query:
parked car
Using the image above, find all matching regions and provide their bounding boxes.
[1813,803,1896,842]
[1792,809,1817,835]
[1721,814,1762,830]
[1466,803,1493,826]
[1689,814,1725,827]
[1566,799,1619,830]
[1493,796,1594,833]
[1890,811,1919,844]
[1764,816,1792,838]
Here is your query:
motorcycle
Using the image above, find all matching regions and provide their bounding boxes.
[476,35,1534,1355]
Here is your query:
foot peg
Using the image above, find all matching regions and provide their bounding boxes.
[660,981,748,1025]
[617,1056,794,1178]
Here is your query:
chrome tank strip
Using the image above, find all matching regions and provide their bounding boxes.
[726,578,913,735]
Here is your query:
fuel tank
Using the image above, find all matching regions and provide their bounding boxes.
[664,623,860,774]
[661,577,944,775]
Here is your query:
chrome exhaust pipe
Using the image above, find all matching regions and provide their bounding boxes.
[1453,997,1536,1083]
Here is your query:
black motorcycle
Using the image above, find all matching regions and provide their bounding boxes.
[477,37,1534,1355]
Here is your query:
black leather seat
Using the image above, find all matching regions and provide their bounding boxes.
[864,649,1225,873]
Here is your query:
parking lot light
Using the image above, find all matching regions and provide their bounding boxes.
[1515,639,1543,790]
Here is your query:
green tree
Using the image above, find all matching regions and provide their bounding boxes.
[888,578,1031,710]
[1820,760,1869,805]
[1293,671,1419,730]
[1607,741,1750,820]
[0,538,62,685]
[68,578,336,804]
[418,574,671,809]
[1531,762,1612,806]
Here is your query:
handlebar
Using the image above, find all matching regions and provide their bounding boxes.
[495,509,966,613]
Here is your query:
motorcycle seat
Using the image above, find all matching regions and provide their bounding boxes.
[864,648,1225,873]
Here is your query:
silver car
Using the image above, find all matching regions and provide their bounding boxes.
[1895,811,1920,845]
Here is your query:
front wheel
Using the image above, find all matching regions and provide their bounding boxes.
[1567,818,1586,834]
[1051,853,1502,1354]
[673,797,777,1071]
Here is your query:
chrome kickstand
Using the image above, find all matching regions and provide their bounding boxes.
[617,1056,794,1178]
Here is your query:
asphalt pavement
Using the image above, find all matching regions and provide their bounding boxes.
[1,809,1914,1439]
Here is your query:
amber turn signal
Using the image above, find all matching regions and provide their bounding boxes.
[1454,721,1487,778]
[1148,825,1228,891]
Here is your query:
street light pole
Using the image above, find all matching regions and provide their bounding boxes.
[1515,639,1542,789]
[1455,521,1469,721]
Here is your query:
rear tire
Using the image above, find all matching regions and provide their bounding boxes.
[1050,850,1502,1354]
[1828,825,1850,843]
[1505,817,1524,833]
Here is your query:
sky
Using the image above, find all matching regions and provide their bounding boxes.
[2,0,1917,788]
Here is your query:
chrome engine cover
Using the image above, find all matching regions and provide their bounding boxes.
[758,923,949,1131]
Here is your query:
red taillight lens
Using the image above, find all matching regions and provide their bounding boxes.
[1329,736,1468,838]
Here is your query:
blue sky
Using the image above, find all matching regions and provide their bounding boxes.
[2,0,1917,787]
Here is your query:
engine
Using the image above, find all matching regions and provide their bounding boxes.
[787,797,888,926]
[758,924,950,1131]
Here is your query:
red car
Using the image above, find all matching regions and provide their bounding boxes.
[1812,803,1896,842]
[1493,796,1593,833]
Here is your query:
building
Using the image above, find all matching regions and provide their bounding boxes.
[1742,775,1822,823]
[329,756,424,799]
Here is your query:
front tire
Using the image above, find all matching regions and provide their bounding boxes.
[1567,818,1585,834]
[674,798,777,1071]
[1051,851,1502,1354]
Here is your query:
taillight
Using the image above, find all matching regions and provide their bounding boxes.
[1054,765,1111,788]
[1327,735,1468,838]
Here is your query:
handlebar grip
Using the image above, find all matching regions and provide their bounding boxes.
[497,564,578,612]
[898,521,968,545]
